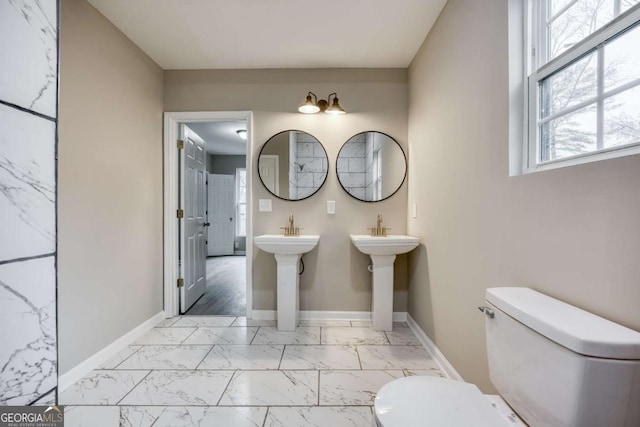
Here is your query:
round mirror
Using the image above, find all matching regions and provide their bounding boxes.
[336,132,406,202]
[258,130,328,201]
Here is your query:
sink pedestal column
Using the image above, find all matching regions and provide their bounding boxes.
[274,254,301,331]
[370,254,396,331]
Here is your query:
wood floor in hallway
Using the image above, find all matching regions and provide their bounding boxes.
[185,256,246,316]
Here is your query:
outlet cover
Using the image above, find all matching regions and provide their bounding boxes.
[259,199,272,212]
[327,200,336,214]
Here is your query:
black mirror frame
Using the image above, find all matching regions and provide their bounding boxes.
[257,129,329,202]
[336,131,407,203]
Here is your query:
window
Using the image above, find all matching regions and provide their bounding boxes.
[525,0,640,171]
[235,168,246,237]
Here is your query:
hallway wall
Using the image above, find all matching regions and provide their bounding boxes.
[165,69,409,313]
[57,0,164,375]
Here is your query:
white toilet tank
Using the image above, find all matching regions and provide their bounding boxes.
[485,287,640,427]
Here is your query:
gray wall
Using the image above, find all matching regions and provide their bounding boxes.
[407,0,640,392]
[165,69,409,313]
[207,154,246,175]
[0,0,59,406]
[58,0,164,375]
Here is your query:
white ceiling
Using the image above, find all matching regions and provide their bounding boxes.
[85,0,448,69]
[186,121,247,155]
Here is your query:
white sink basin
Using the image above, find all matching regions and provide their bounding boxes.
[254,234,320,255]
[350,235,419,256]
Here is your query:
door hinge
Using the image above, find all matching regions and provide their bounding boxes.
[177,209,184,218]
[177,278,184,288]
[177,139,185,149]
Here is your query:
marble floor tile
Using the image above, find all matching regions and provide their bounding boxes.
[153,406,268,427]
[172,316,236,327]
[322,327,389,345]
[265,406,373,427]
[252,327,320,345]
[182,327,258,345]
[298,320,352,327]
[385,327,421,345]
[133,327,196,345]
[219,370,318,406]
[319,370,404,406]
[120,406,165,427]
[64,406,120,427]
[350,321,372,327]
[100,346,141,369]
[31,389,56,406]
[280,345,361,370]
[116,345,211,370]
[357,346,439,370]
[198,345,283,370]
[120,370,233,406]
[156,317,180,327]
[403,368,446,378]
[59,370,149,405]
[231,317,277,327]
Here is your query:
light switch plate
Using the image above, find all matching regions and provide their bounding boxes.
[327,200,336,215]
[259,199,272,212]
[412,203,417,218]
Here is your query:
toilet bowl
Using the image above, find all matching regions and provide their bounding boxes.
[374,287,640,427]
[374,376,513,427]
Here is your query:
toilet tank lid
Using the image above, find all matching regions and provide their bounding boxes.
[486,287,640,360]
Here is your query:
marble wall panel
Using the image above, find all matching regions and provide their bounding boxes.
[0,105,56,262]
[0,257,56,405]
[0,0,58,118]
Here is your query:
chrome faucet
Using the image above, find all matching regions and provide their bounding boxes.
[368,214,390,237]
[281,214,301,236]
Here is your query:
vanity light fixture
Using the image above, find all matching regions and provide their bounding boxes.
[298,92,346,114]
[236,129,247,140]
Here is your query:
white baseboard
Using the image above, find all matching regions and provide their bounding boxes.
[406,313,463,381]
[58,311,166,392]
[251,310,407,322]
[251,310,277,320]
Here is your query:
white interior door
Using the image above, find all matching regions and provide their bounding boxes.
[208,174,235,256]
[180,125,207,313]
[258,155,279,195]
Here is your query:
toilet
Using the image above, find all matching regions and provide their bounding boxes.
[374,287,640,427]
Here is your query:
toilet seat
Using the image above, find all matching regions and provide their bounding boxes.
[374,376,509,427]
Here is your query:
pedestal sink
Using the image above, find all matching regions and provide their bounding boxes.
[351,235,420,331]
[254,235,320,331]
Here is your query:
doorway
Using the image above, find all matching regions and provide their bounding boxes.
[163,112,253,319]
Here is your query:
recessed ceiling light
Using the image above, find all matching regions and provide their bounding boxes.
[236,129,247,140]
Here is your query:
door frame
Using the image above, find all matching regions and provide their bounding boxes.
[163,111,253,318]
[258,154,279,195]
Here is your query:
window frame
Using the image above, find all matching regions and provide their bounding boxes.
[235,167,247,237]
[524,1,640,173]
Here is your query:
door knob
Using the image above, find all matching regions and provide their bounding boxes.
[204,222,210,227]
[229,217,233,221]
